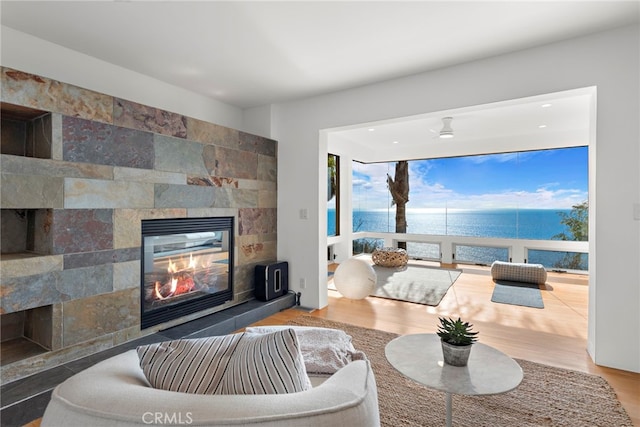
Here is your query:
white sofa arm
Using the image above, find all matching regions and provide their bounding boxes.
[42,349,380,427]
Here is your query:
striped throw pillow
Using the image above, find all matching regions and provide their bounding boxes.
[137,329,310,395]
[220,328,312,394]
[137,333,242,394]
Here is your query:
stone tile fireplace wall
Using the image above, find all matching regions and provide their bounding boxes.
[0,67,278,383]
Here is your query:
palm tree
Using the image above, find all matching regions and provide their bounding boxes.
[387,161,409,250]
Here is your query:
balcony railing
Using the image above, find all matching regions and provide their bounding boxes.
[349,231,589,273]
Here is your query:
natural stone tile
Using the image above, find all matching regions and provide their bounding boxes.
[188,176,239,188]
[114,98,187,138]
[113,208,186,249]
[203,145,258,180]
[237,239,277,265]
[113,260,140,291]
[0,154,113,180]
[212,188,258,209]
[114,166,185,185]
[238,208,277,235]
[63,288,139,347]
[63,247,139,270]
[0,174,64,208]
[258,190,277,208]
[0,255,63,279]
[50,209,113,254]
[154,134,208,175]
[239,131,277,157]
[258,154,277,182]
[1,67,112,123]
[63,116,154,169]
[51,113,63,160]
[0,264,112,314]
[64,178,154,209]
[154,183,215,208]
[186,117,239,148]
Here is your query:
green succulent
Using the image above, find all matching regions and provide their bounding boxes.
[436,317,479,346]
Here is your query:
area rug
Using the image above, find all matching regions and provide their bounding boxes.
[491,280,544,308]
[287,316,632,427]
[371,265,461,306]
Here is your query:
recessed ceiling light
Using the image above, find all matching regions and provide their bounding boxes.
[392,141,399,144]
[368,128,375,132]
[538,124,547,128]
[541,103,552,108]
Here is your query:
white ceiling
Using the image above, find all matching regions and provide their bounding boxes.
[1,2,636,161]
[1,1,637,109]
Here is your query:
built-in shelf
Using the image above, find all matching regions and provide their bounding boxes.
[1,102,52,159]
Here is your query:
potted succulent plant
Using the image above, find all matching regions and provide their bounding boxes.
[436,317,479,366]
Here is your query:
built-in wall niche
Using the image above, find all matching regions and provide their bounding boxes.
[0,306,53,366]
[0,209,53,259]
[1,102,52,159]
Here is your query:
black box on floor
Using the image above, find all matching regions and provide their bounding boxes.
[255,261,289,301]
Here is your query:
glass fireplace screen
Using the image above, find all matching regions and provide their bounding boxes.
[140,217,234,328]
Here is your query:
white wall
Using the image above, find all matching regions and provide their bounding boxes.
[0,26,244,130]
[273,24,640,372]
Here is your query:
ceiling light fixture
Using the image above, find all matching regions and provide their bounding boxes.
[439,117,454,139]
[541,103,552,108]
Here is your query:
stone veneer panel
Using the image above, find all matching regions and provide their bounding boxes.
[238,208,277,235]
[112,208,186,249]
[114,98,187,138]
[63,248,139,270]
[186,117,239,148]
[257,154,277,182]
[50,209,113,254]
[0,66,278,383]
[239,131,277,157]
[1,68,113,123]
[62,116,155,169]
[113,260,141,291]
[203,145,258,180]
[64,178,154,209]
[63,288,139,347]
[0,174,64,209]
[0,154,114,180]
[0,255,64,279]
[154,134,209,176]
[114,166,186,185]
[1,264,112,314]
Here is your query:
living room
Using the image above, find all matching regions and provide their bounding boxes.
[1,2,639,426]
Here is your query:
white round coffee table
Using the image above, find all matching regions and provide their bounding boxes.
[385,334,523,427]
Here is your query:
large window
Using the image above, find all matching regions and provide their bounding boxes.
[352,147,588,268]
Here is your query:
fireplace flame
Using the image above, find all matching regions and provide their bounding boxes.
[154,253,199,300]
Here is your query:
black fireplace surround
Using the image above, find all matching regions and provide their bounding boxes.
[140,217,234,329]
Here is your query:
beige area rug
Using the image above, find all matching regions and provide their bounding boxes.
[287,316,633,427]
[371,265,461,306]
[329,264,461,306]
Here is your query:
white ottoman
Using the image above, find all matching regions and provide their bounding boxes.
[333,258,377,299]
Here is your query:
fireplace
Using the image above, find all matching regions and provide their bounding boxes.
[141,217,234,329]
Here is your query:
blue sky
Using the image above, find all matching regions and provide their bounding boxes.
[350,146,588,211]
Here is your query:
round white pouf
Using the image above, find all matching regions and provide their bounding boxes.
[333,258,377,300]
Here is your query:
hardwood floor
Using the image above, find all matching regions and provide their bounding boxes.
[253,262,639,426]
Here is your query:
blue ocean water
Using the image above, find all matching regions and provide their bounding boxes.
[328,208,587,269]
[329,208,570,239]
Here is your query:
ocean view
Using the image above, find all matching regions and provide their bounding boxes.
[328,208,588,269]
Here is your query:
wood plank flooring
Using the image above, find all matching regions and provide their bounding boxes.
[253,262,639,426]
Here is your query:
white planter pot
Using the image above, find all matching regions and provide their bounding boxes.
[441,340,472,366]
